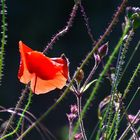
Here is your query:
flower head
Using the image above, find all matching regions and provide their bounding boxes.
[18,41,69,94]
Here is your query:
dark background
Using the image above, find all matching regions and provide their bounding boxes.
[0,0,140,139]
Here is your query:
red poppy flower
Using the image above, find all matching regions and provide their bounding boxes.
[18,41,69,94]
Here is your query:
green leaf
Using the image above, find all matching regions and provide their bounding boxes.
[80,79,97,93]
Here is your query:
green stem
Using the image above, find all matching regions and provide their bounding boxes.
[106,28,134,140]
[123,63,140,98]
[110,87,140,139]
[119,40,140,84]
[119,110,140,140]
[72,20,130,140]
[1,85,29,136]
[0,0,7,83]
[0,90,33,140]
[16,0,127,139]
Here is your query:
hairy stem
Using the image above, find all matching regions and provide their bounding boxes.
[0,90,32,140]
[1,85,29,137]
[119,110,140,140]
[16,0,128,139]
[0,0,7,84]
[123,63,140,99]
[76,96,87,140]
[72,18,130,139]
[43,2,79,54]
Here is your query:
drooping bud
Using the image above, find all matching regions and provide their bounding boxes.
[75,68,84,83]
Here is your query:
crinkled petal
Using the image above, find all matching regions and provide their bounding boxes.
[30,72,67,94]
[25,51,64,80]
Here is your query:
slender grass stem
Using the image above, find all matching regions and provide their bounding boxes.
[0,0,7,84]
[105,28,134,140]
[0,90,33,140]
[110,87,140,139]
[119,40,140,84]
[123,63,140,99]
[118,110,140,140]
[76,96,87,140]
[1,85,29,137]
[15,1,127,139]
[72,19,130,140]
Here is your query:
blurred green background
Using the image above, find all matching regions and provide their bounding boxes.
[0,0,140,139]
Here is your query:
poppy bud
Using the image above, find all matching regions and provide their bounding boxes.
[75,68,84,83]
[98,42,108,59]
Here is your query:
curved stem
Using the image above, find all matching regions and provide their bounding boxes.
[119,110,140,140]
[0,90,33,140]
[43,2,79,54]
[72,18,130,139]
[1,85,29,137]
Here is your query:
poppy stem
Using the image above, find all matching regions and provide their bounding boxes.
[33,74,37,94]
[43,2,79,54]
[79,3,96,45]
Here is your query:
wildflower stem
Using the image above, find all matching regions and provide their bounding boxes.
[69,122,73,140]
[79,2,96,44]
[0,0,7,84]
[72,16,130,140]
[119,110,140,140]
[82,62,98,93]
[1,85,29,137]
[76,96,87,140]
[105,27,134,139]
[43,2,79,54]
[123,63,140,99]
[0,90,33,140]
[16,0,127,139]
[110,87,140,139]
[119,40,140,83]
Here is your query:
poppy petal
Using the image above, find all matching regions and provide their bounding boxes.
[51,54,69,79]
[25,51,64,80]
[18,41,69,94]
[18,41,33,84]
[30,72,67,94]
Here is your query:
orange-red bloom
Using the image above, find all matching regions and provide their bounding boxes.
[18,41,69,94]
